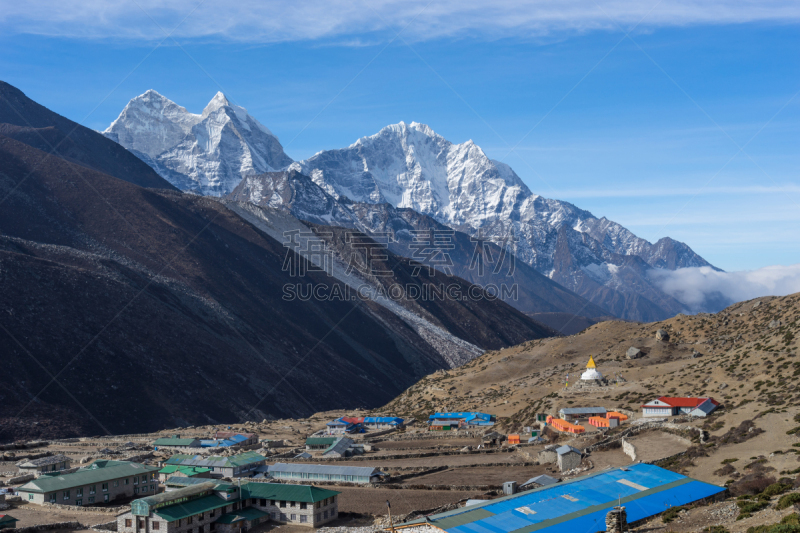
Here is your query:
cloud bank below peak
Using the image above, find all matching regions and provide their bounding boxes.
[650,263,800,313]
[2,1,800,43]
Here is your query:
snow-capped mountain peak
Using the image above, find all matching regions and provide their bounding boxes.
[202,91,231,116]
[105,91,293,196]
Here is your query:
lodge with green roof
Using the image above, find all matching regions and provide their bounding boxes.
[117,480,339,532]
[17,461,159,506]
[163,451,266,478]
[157,465,211,483]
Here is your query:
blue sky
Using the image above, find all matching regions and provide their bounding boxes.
[0,1,798,272]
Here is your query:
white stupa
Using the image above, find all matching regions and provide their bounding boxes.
[576,355,608,388]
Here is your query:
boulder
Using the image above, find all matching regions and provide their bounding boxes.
[769,320,782,329]
[655,329,669,341]
[625,347,642,360]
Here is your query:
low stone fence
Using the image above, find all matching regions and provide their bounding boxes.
[8,474,35,485]
[286,447,514,463]
[0,442,49,452]
[369,430,484,443]
[4,521,85,533]
[90,520,119,531]
[38,502,128,514]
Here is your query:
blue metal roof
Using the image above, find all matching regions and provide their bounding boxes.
[364,417,404,424]
[429,412,494,421]
[405,464,723,533]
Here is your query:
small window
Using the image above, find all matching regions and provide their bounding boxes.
[142,486,148,493]
[260,499,267,506]
[291,514,296,521]
[28,494,33,500]
[64,490,70,500]
[114,481,119,487]
[104,494,109,503]
[77,488,83,497]
[280,514,287,522]
[103,483,109,491]
[125,520,132,527]
[300,502,307,510]
[76,499,83,506]
[138,521,144,529]
[89,496,95,504]
[210,510,215,518]
[125,478,129,485]
[187,517,193,525]
[300,516,307,523]
[323,511,328,519]
[153,522,160,530]
[280,501,286,508]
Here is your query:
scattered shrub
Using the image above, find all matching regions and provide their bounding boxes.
[777,492,800,510]
[662,505,685,523]
[763,483,792,498]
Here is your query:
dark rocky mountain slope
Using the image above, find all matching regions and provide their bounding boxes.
[0,81,175,190]
[0,131,553,440]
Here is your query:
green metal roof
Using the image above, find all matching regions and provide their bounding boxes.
[17,463,158,494]
[0,515,18,526]
[165,451,265,469]
[214,507,268,524]
[153,494,230,522]
[305,437,337,446]
[242,482,339,503]
[158,466,211,476]
[153,438,198,446]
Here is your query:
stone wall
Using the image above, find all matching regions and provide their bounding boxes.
[621,439,637,462]
[8,474,35,484]
[4,521,85,533]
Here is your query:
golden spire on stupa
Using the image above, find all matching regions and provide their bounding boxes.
[586,355,597,369]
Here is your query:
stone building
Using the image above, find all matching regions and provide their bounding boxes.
[556,446,582,472]
[17,461,159,505]
[117,480,339,532]
[16,455,72,476]
[163,452,266,479]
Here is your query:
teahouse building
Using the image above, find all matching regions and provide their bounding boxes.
[117,480,339,532]
[17,461,159,505]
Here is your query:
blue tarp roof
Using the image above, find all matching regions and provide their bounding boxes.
[406,464,724,533]
[364,417,404,424]
[429,412,494,421]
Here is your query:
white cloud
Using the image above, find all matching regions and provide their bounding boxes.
[649,264,800,313]
[1,0,799,43]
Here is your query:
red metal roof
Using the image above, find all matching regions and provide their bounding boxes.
[650,397,717,408]
[341,417,364,424]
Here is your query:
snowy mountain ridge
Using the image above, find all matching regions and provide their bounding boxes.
[104,90,292,195]
[105,94,717,320]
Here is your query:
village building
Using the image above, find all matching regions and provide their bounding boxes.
[157,466,211,483]
[153,437,201,449]
[263,463,386,484]
[482,431,504,446]
[556,445,582,472]
[213,432,258,446]
[0,515,18,530]
[117,480,340,532]
[16,455,72,476]
[519,475,559,490]
[17,461,159,505]
[163,452,266,479]
[320,438,354,458]
[559,407,607,422]
[324,419,356,435]
[362,417,404,430]
[428,412,495,430]
[393,464,724,533]
[305,437,338,451]
[641,397,719,417]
